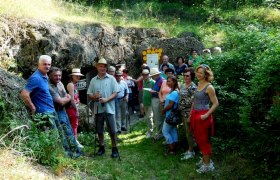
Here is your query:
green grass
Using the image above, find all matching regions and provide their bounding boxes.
[52,120,256,179]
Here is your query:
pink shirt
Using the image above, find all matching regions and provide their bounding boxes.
[159,80,171,102]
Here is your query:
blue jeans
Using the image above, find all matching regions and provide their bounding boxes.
[55,109,82,157]
[162,121,178,144]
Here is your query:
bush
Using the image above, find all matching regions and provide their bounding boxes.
[204,24,280,176]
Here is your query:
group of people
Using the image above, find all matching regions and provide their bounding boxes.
[20,55,84,158]
[20,51,219,173]
[129,54,218,173]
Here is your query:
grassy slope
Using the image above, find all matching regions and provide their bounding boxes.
[60,120,253,179]
[1,0,279,47]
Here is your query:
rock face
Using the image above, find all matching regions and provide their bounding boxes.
[0,16,205,127]
[0,67,30,121]
[0,16,204,78]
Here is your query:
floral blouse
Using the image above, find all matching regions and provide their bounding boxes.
[178,82,197,117]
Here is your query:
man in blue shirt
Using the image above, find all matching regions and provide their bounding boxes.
[20,55,55,118]
[159,55,175,73]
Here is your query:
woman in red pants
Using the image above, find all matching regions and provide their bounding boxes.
[190,64,218,173]
[66,68,84,148]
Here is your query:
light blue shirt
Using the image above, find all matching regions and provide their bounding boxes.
[117,80,129,99]
[87,73,119,114]
[164,90,179,117]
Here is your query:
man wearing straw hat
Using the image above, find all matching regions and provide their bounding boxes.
[149,67,165,140]
[87,58,119,158]
[66,68,84,149]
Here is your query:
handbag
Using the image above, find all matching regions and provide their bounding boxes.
[165,107,182,125]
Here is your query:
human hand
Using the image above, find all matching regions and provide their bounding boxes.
[99,97,107,104]
[201,114,208,120]
[149,90,157,94]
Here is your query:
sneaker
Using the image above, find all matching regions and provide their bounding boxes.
[96,146,105,156]
[196,162,215,174]
[121,127,127,131]
[196,158,213,167]
[76,140,84,149]
[180,151,195,160]
[111,147,119,158]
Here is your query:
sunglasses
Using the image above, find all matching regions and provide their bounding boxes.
[183,74,190,77]
[200,64,210,69]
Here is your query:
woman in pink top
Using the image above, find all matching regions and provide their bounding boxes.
[159,68,175,105]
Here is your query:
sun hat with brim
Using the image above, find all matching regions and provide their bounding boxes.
[142,69,149,75]
[69,68,84,76]
[115,70,123,76]
[95,58,107,66]
[149,67,161,76]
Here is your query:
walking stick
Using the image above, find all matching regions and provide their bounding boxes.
[125,103,131,133]
[93,103,98,157]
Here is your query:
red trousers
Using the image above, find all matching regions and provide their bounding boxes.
[66,107,78,138]
[190,109,214,155]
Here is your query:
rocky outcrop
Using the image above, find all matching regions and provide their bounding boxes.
[0,16,204,78]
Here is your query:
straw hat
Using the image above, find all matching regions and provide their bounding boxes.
[149,68,161,76]
[95,58,107,66]
[69,68,84,76]
[142,69,149,75]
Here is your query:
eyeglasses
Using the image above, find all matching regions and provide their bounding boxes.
[183,74,190,77]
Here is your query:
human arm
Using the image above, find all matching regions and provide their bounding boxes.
[53,94,71,106]
[67,83,79,115]
[131,76,143,83]
[201,85,219,120]
[161,100,175,116]
[99,92,117,104]
[124,82,129,102]
[20,89,36,114]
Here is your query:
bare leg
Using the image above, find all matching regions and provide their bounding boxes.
[98,133,104,146]
[140,103,144,115]
[110,133,117,147]
[203,155,211,165]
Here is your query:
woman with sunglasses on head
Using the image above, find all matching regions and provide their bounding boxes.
[191,64,218,173]
[178,68,197,161]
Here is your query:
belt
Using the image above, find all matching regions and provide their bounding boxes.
[117,97,125,100]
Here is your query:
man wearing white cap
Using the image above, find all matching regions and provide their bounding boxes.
[142,69,155,138]
[149,67,165,140]
[66,68,84,148]
[87,58,119,158]
[115,70,129,133]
